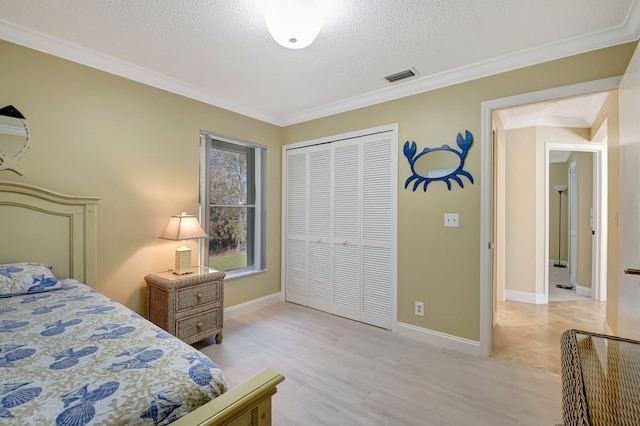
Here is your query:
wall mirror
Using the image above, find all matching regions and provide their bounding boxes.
[0,105,30,175]
[403,130,474,191]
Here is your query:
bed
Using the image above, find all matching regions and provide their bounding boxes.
[0,181,283,425]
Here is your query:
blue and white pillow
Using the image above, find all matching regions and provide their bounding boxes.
[0,262,62,297]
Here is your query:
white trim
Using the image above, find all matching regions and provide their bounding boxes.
[480,76,621,357]
[223,292,281,321]
[3,0,639,127]
[0,19,279,126]
[505,290,546,305]
[283,123,397,150]
[397,322,481,357]
[576,285,593,298]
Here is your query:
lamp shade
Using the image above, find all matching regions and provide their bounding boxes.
[553,184,568,192]
[159,213,207,275]
[265,0,322,49]
[159,212,207,241]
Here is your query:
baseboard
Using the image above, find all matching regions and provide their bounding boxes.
[576,285,592,298]
[505,289,546,304]
[397,322,480,356]
[224,292,281,321]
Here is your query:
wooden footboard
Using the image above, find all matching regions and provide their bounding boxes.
[172,369,284,426]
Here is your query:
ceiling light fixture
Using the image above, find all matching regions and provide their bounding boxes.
[265,0,322,49]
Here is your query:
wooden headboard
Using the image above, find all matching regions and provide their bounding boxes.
[0,181,100,288]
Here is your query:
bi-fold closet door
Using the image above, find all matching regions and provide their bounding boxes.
[283,126,397,330]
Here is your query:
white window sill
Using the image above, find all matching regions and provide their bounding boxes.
[220,268,268,281]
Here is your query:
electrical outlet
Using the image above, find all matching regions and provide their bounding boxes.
[414,301,424,316]
[444,213,459,227]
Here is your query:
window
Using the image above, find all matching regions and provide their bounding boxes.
[200,133,266,274]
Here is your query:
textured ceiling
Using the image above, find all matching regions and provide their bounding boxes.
[0,0,639,125]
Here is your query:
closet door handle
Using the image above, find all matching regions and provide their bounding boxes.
[624,268,640,276]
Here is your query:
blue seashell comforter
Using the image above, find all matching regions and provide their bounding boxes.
[0,280,228,424]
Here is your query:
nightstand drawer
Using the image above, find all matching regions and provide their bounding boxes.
[176,281,220,311]
[176,310,220,341]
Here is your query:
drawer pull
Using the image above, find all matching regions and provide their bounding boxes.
[197,322,203,329]
[197,293,203,300]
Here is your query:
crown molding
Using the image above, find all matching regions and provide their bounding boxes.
[0,19,280,125]
[2,1,640,128]
[283,4,640,125]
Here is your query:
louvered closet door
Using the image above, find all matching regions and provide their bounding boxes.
[307,147,333,312]
[332,141,361,321]
[285,151,308,305]
[284,125,397,330]
[360,134,395,329]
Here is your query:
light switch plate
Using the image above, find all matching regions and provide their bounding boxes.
[444,213,459,227]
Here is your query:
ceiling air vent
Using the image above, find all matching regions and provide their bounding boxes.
[384,68,418,83]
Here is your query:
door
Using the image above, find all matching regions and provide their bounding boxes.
[283,124,398,330]
[617,42,640,340]
[285,151,308,305]
[332,140,361,322]
[569,162,578,286]
[308,146,333,313]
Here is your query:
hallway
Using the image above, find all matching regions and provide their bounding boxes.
[548,262,591,302]
[491,298,606,374]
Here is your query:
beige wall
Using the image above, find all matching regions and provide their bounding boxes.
[283,43,636,340]
[503,126,589,297]
[0,40,283,314]
[591,91,620,332]
[504,127,537,293]
[549,162,568,263]
[1,38,636,341]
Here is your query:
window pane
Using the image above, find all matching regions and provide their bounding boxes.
[202,134,264,274]
[210,148,247,205]
[208,206,249,271]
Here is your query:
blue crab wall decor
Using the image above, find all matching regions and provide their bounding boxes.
[403,130,474,191]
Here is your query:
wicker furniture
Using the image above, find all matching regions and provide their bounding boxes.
[560,329,640,426]
[146,266,225,344]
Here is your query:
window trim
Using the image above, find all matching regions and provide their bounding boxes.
[199,131,266,276]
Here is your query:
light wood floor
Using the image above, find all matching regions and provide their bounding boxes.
[195,302,562,425]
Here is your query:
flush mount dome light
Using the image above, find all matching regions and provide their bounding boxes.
[265,0,322,49]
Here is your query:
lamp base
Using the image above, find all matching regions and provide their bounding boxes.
[555,284,574,290]
[553,262,567,268]
[172,245,193,275]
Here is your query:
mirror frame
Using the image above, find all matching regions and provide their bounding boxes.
[0,105,30,175]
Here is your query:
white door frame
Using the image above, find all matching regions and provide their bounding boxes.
[479,76,620,357]
[568,160,578,288]
[544,144,607,304]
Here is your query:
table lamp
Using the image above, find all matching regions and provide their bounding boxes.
[159,212,208,274]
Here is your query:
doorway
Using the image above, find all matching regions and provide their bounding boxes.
[548,151,604,302]
[479,77,621,359]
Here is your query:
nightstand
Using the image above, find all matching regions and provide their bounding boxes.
[145,266,225,344]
